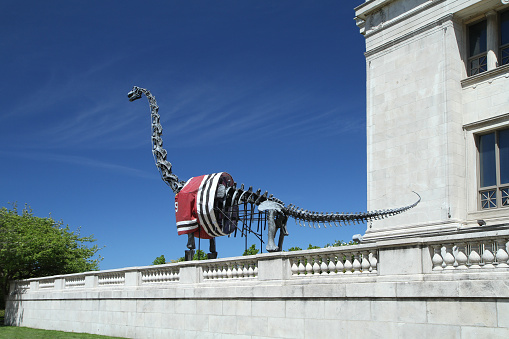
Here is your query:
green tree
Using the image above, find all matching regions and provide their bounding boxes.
[0,204,102,307]
[242,244,259,256]
[324,240,355,248]
[193,249,208,260]
[152,255,166,265]
[287,246,303,252]
[307,244,321,250]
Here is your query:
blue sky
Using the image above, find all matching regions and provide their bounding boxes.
[0,1,368,270]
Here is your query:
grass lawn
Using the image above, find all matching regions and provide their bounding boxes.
[0,310,125,339]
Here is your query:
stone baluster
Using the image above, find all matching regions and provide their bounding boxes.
[370,251,378,273]
[242,263,249,278]
[221,265,228,279]
[335,254,344,274]
[231,262,239,278]
[352,252,362,274]
[254,263,258,277]
[328,255,337,275]
[305,255,313,275]
[443,244,456,270]
[468,242,482,269]
[482,241,495,269]
[431,245,444,271]
[495,238,509,268]
[455,243,469,270]
[312,256,321,275]
[298,256,306,275]
[361,251,371,273]
[238,262,245,278]
[226,263,233,278]
[248,263,255,277]
[203,266,209,279]
[344,253,353,274]
[320,255,329,275]
[291,258,299,276]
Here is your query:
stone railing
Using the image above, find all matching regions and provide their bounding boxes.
[65,276,85,289]
[97,272,125,286]
[199,256,259,280]
[9,226,509,294]
[141,265,180,284]
[288,246,378,276]
[430,235,509,271]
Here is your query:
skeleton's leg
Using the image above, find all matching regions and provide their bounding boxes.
[266,209,279,252]
[277,224,287,251]
[208,238,218,259]
[187,233,196,249]
[277,213,288,251]
[185,232,196,261]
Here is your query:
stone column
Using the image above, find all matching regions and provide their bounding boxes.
[179,266,202,283]
[54,278,65,290]
[258,257,291,280]
[486,10,499,71]
[124,271,140,287]
[84,275,98,288]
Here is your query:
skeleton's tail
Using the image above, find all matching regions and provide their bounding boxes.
[128,86,185,194]
[284,192,421,228]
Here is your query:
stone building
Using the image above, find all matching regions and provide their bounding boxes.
[355,0,509,242]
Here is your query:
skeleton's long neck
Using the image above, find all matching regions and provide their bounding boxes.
[141,88,184,194]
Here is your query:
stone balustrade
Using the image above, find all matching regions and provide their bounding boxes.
[8,227,509,294]
[289,247,378,276]
[430,237,509,271]
[97,272,125,286]
[141,266,180,284]
[38,279,55,289]
[64,276,85,288]
[200,256,258,280]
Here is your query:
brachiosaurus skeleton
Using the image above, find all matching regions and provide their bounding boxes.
[128,86,420,258]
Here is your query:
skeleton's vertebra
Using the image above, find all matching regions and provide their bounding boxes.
[128,86,420,254]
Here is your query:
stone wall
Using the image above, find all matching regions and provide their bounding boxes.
[6,227,509,338]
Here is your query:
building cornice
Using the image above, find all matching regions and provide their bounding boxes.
[361,0,446,38]
[355,0,395,20]
[365,13,454,58]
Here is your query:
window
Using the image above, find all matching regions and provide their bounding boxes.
[468,20,487,75]
[478,128,509,209]
[467,10,509,76]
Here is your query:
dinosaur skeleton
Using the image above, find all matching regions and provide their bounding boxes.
[128,86,420,258]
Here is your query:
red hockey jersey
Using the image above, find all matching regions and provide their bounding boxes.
[175,172,236,239]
